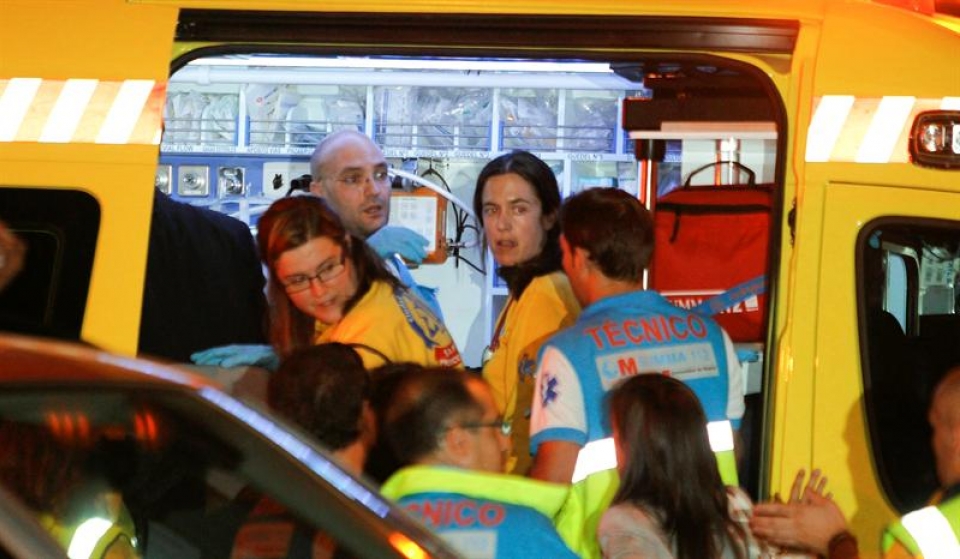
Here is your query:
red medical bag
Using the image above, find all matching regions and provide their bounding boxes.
[649,163,772,342]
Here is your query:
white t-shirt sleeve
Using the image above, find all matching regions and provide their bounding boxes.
[529,345,587,450]
[722,331,745,426]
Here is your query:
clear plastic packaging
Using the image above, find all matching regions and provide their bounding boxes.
[246,84,301,146]
[499,89,558,151]
[415,87,492,149]
[285,86,365,148]
[164,91,238,144]
[564,91,617,152]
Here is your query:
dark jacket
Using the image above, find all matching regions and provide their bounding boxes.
[138,189,267,362]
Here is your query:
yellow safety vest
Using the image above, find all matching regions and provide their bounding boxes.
[881,493,960,559]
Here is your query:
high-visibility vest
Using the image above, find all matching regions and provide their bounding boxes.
[381,465,579,559]
[881,493,960,559]
[49,508,139,559]
[561,420,738,559]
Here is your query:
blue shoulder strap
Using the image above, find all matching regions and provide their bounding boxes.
[389,254,444,321]
[691,275,766,317]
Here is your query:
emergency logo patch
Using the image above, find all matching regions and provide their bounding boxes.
[541,373,559,407]
[517,353,536,380]
[395,289,462,367]
[395,289,444,347]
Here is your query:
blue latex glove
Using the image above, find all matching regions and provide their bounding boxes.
[367,225,428,265]
[191,344,279,371]
[736,348,761,364]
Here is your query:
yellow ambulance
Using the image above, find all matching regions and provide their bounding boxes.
[2,0,959,556]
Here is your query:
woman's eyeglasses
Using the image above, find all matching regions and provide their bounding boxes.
[281,253,347,293]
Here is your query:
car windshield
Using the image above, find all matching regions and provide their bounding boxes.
[0,385,452,559]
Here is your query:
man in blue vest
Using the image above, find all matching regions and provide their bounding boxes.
[528,187,745,559]
[379,365,578,559]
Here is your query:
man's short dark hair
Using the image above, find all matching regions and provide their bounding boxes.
[380,366,483,466]
[268,343,367,450]
[560,187,654,282]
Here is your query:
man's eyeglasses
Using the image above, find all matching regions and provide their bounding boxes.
[459,417,512,437]
[328,169,390,187]
[281,253,347,293]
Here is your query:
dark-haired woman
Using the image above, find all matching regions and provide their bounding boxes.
[599,374,775,559]
[474,150,580,474]
[258,195,462,369]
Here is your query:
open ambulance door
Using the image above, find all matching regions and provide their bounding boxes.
[0,1,178,353]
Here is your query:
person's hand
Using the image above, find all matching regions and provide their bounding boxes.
[191,344,279,371]
[750,469,848,555]
[787,467,829,503]
[0,220,26,292]
[367,225,428,265]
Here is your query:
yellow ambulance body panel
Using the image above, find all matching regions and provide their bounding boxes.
[2,1,959,556]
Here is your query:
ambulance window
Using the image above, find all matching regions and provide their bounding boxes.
[859,218,960,512]
[884,254,908,331]
[0,188,99,341]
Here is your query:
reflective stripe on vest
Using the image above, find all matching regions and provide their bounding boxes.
[805,95,960,163]
[570,420,735,483]
[0,78,165,145]
[66,517,134,559]
[572,437,616,484]
[901,506,960,559]
[707,419,734,451]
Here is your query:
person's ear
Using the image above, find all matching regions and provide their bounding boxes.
[541,210,558,233]
[439,425,472,467]
[570,245,593,275]
[309,178,323,197]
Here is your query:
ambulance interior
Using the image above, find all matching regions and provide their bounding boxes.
[157,49,783,496]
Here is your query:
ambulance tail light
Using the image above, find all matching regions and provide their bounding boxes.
[910,110,960,169]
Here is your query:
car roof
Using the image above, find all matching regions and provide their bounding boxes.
[0,333,216,389]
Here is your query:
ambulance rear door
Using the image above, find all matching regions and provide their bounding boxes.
[0,0,178,352]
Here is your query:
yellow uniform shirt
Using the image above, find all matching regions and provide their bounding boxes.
[315,280,463,370]
[482,271,580,474]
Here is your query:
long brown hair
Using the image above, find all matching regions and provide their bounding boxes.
[609,374,747,559]
[257,196,400,356]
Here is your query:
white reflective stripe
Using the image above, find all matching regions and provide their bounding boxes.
[0,77,42,142]
[570,422,733,483]
[901,506,960,559]
[707,420,735,452]
[39,79,99,143]
[805,95,854,162]
[942,97,960,110]
[856,96,915,163]
[67,517,111,559]
[96,79,154,144]
[571,437,616,483]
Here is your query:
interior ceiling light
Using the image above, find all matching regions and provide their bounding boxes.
[187,56,615,74]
